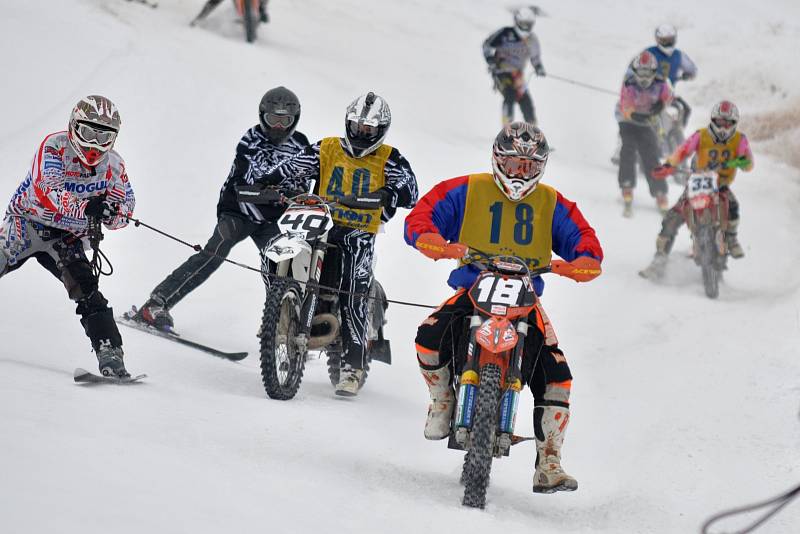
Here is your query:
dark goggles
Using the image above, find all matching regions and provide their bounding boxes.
[497,154,545,178]
[347,119,379,139]
[517,20,533,32]
[712,117,736,129]
[657,36,676,48]
[263,112,295,129]
[75,122,117,146]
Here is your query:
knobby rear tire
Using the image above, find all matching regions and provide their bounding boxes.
[260,278,306,400]
[462,364,502,509]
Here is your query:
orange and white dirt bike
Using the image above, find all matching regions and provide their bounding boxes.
[234,0,262,43]
[190,0,265,43]
[682,171,729,298]
[446,253,566,508]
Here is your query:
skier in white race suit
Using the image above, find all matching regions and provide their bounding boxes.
[0,95,135,378]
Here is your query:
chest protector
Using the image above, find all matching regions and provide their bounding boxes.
[318,137,391,233]
[458,173,557,270]
[696,129,742,186]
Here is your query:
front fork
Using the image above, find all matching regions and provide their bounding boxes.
[297,241,327,336]
[453,315,527,454]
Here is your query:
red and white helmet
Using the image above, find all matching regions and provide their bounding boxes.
[491,122,549,202]
[631,51,658,88]
[68,95,121,167]
[709,100,739,142]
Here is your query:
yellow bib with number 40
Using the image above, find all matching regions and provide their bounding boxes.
[318,137,391,234]
[458,173,556,270]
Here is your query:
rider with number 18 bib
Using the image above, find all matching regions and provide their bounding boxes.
[404,122,603,494]
[266,92,419,397]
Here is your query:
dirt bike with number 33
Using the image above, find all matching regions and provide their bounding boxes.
[683,171,729,298]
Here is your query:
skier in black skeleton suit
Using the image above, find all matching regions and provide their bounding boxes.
[133,87,309,330]
[266,92,419,397]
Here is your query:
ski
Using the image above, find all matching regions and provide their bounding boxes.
[116,308,248,362]
[126,0,159,8]
[74,368,147,385]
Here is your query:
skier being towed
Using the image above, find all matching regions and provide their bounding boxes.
[133,86,309,331]
[0,96,135,378]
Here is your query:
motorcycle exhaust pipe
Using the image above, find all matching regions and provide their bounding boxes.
[307,313,340,350]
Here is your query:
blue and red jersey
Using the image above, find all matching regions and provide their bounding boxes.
[404,174,603,294]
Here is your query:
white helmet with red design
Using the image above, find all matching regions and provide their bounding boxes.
[631,51,658,88]
[709,100,740,142]
[491,121,549,202]
[68,95,121,167]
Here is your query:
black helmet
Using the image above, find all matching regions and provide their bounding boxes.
[258,86,300,143]
[343,92,391,158]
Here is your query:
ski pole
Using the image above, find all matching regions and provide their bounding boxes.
[546,74,618,96]
[125,215,437,309]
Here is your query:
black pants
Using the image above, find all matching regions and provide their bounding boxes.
[0,218,121,352]
[415,291,571,400]
[495,72,536,124]
[321,226,376,370]
[618,121,665,197]
[151,213,279,309]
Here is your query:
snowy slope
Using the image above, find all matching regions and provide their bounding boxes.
[1,1,799,532]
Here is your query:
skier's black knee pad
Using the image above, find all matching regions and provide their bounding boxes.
[80,308,122,350]
[60,259,98,302]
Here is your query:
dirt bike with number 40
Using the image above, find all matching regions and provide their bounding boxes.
[246,185,390,400]
[439,249,599,508]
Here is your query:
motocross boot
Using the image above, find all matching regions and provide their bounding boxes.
[622,188,633,218]
[533,403,578,494]
[134,295,175,332]
[725,220,744,259]
[656,193,669,214]
[639,236,671,280]
[335,364,364,397]
[419,364,454,440]
[96,341,130,379]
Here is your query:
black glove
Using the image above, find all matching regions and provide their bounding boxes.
[680,71,695,81]
[84,196,117,221]
[235,184,283,205]
[534,63,546,77]
[630,112,651,123]
[650,100,665,115]
[338,189,390,210]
